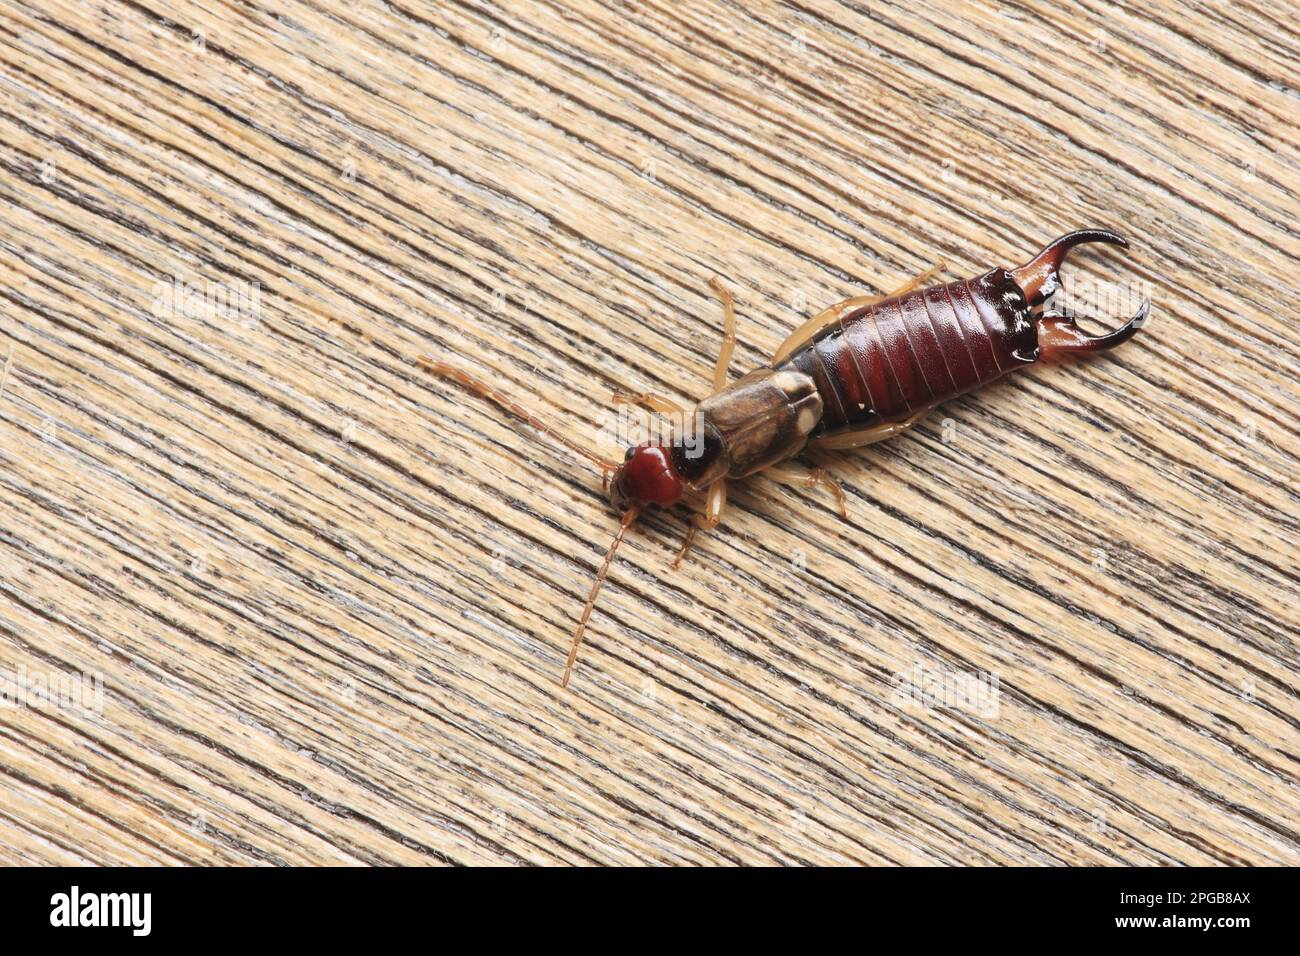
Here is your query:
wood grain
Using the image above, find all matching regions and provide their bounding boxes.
[0,0,1296,865]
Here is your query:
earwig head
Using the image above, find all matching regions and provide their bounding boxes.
[1009,229,1150,355]
[570,430,725,687]
[609,443,686,510]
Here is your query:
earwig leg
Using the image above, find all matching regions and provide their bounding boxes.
[884,261,945,298]
[771,263,944,365]
[612,391,687,417]
[673,480,726,569]
[707,278,737,394]
[767,462,849,519]
[673,522,702,571]
[813,410,928,450]
[811,467,848,520]
[773,295,881,365]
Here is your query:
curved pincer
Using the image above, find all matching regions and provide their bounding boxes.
[1010,229,1148,356]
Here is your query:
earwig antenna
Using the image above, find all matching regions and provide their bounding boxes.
[562,506,640,688]
[425,358,632,689]
[421,359,619,473]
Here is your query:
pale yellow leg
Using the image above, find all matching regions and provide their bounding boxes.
[673,480,726,569]
[612,392,686,417]
[813,410,929,450]
[773,295,880,365]
[771,262,945,364]
[886,261,945,299]
[767,462,848,519]
[662,281,734,571]
[708,277,736,394]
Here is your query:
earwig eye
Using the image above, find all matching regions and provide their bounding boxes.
[624,447,636,462]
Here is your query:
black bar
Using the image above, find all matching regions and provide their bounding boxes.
[0,866,1284,943]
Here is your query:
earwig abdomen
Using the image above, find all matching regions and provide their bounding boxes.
[783,268,1037,437]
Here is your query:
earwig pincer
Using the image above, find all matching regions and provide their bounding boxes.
[426,229,1149,687]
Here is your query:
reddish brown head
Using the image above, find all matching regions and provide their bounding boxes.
[1010,229,1150,355]
[608,443,685,510]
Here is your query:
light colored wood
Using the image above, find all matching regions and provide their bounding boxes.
[0,0,1296,865]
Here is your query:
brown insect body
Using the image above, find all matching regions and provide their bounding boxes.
[640,229,1147,502]
[430,230,1149,686]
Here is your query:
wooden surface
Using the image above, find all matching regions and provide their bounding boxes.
[0,0,1296,866]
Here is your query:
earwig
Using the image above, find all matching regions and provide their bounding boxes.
[427,230,1149,688]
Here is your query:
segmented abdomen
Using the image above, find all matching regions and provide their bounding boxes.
[784,269,1037,436]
